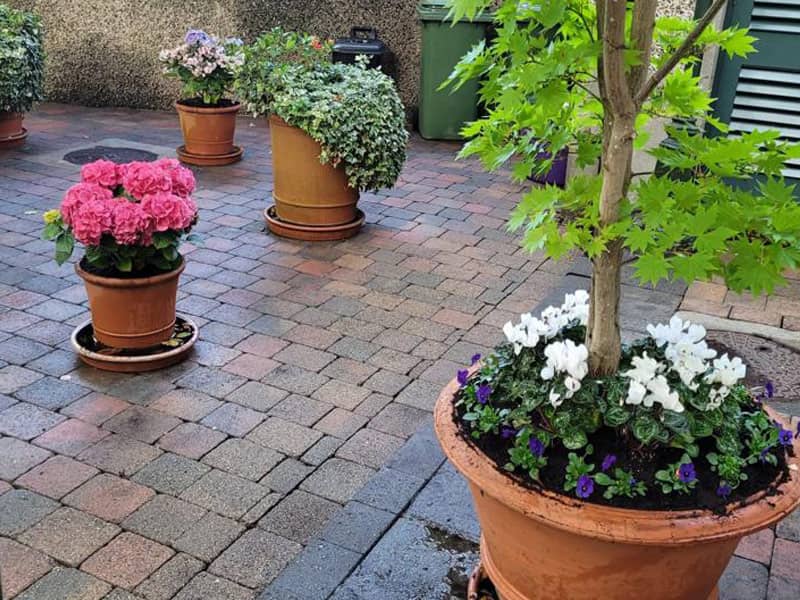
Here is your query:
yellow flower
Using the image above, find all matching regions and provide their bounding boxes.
[42,209,60,224]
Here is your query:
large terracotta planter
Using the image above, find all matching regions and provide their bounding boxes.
[268,114,361,236]
[0,111,26,146]
[175,101,242,166]
[76,259,185,349]
[434,375,800,600]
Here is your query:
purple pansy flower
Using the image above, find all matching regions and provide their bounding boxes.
[529,437,545,457]
[766,381,775,398]
[476,384,491,405]
[601,454,617,472]
[795,422,800,440]
[677,462,696,483]
[501,426,517,440]
[470,353,481,366]
[778,427,793,447]
[576,475,594,499]
[457,370,469,387]
[716,483,732,500]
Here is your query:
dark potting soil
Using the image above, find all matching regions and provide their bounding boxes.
[79,258,174,280]
[454,401,791,513]
[177,98,237,109]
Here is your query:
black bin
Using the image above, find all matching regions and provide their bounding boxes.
[332,27,393,76]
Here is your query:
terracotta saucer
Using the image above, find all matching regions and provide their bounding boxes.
[71,315,198,373]
[176,145,243,166]
[0,128,28,148]
[264,205,365,241]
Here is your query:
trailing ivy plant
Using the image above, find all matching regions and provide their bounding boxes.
[446,0,800,377]
[235,28,408,191]
[0,3,44,114]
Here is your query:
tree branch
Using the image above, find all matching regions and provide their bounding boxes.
[602,0,636,118]
[628,0,657,97]
[635,0,728,104]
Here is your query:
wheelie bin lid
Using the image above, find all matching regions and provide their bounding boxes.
[417,1,494,22]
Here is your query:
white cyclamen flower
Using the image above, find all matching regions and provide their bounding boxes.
[561,289,590,326]
[705,354,746,388]
[624,353,684,413]
[541,340,589,403]
[647,315,716,389]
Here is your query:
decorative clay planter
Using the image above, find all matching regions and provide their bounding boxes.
[76,258,185,349]
[433,374,800,600]
[0,111,27,147]
[175,101,242,166]
[266,114,362,240]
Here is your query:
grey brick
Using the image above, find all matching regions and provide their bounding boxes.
[320,501,395,553]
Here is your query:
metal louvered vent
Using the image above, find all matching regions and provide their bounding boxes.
[751,0,800,34]
[729,67,800,179]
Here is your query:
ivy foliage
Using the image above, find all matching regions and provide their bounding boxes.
[446,0,800,295]
[234,28,408,191]
[0,3,44,114]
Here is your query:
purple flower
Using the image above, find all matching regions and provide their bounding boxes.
[529,437,545,457]
[766,381,775,398]
[476,384,491,405]
[501,426,517,440]
[778,427,793,447]
[470,353,481,366]
[717,483,732,500]
[457,370,468,387]
[759,447,771,463]
[576,475,594,499]
[677,462,696,483]
[796,422,800,440]
[185,30,210,45]
[601,454,617,472]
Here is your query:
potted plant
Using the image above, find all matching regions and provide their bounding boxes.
[234,28,408,240]
[435,1,800,598]
[42,158,198,348]
[0,3,44,147]
[160,30,244,165]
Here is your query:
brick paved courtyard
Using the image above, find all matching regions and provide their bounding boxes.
[0,104,798,600]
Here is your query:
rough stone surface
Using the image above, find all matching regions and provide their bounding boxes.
[15,567,111,600]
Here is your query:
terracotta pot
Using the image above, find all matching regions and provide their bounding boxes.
[269,114,359,227]
[76,259,185,349]
[434,375,800,600]
[0,111,25,142]
[175,101,239,156]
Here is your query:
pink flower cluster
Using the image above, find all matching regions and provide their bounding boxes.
[61,159,197,247]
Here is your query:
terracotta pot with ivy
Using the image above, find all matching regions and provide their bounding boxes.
[434,1,800,599]
[234,28,408,240]
[0,4,44,147]
[160,30,245,166]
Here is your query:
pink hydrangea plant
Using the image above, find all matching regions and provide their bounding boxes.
[44,158,199,273]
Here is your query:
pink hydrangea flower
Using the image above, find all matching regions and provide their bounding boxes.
[121,161,173,199]
[111,200,152,245]
[80,159,121,188]
[71,196,114,246]
[156,158,196,196]
[141,192,192,232]
[61,183,113,227]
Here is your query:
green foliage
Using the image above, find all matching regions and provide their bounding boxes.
[447,0,800,296]
[564,445,594,493]
[0,4,44,113]
[706,452,747,489]
[594,468,647,499]
[234,29,408,191]
[655,454,697,495]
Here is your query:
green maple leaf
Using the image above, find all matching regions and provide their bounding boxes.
[634,254,671,286]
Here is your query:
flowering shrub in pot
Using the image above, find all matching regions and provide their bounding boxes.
[234,28,408,239]
[42,159,198,348]
[0,3,44,146]
[160,30,244,165]
[433,1,800,598]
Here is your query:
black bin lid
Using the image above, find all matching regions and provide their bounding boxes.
[333,27,387,54]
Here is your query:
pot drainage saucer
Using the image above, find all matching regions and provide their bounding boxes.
[71,315,198,373]
[264,205,365,241]
[176,145,243,166]
[0,128,28,148]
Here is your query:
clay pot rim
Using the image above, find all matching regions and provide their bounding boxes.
[75,257,185,289]
[434,370,800,546]
[175,100,240,114]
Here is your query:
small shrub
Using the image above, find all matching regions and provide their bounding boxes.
[0,3,44,114]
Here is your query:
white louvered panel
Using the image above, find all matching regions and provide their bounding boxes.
[751,0,800,33]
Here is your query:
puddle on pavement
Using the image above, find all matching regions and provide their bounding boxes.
[424,525,478,599]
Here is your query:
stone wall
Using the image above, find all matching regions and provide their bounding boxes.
[8,0,422,112]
